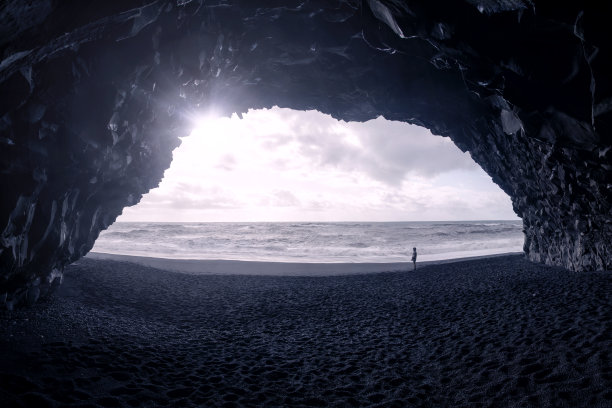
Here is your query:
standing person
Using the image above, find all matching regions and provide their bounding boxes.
[411,247,417,271]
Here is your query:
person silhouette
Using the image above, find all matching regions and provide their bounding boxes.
[411,247,417,271]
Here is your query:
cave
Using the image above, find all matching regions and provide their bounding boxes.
[1,0,611,309]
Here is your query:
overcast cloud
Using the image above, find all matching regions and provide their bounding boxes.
[118,107,518,222]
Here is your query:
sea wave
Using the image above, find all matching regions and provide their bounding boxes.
[348,242,369,248]
[93,221,523,263]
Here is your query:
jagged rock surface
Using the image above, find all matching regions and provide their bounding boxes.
[1,0,611,307]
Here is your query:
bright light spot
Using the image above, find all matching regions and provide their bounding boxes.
[190,116,235,156]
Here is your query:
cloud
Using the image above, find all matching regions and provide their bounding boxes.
[260,190,301,207]
[354,118,477,178]
[117,107,518,222]
[243,108,478,186]
[135,183,242,210]
[216,154,237,171]
[305,199,334,212]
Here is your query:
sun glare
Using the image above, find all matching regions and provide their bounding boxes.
[191,115,234,152]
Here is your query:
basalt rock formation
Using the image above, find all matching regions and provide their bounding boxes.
[1,0,611,308]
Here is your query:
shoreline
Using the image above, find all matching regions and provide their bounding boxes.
[87,251,524,276]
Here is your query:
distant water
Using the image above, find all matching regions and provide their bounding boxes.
[91,221,524,263]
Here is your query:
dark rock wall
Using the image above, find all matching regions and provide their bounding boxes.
[1,0,610,307]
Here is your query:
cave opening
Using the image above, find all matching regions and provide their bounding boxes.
[90,107,523,262]
[117,107,517,223]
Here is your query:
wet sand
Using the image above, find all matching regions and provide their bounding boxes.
[0,255,610,407]
[87,251,523,276]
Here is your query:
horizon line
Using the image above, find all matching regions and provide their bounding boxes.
[112,219,522,223]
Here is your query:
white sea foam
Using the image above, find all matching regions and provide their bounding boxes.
[92,221,524,263]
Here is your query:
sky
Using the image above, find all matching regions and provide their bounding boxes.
[118,107,519,222]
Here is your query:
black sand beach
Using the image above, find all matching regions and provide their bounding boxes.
[1,255,610,407]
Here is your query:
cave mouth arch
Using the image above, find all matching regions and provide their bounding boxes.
[1,0,611,308]
[92,107,523,263]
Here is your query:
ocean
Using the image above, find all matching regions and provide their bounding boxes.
[91,221,524,263]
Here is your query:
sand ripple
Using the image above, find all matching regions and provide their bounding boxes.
[0,255,610,407]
